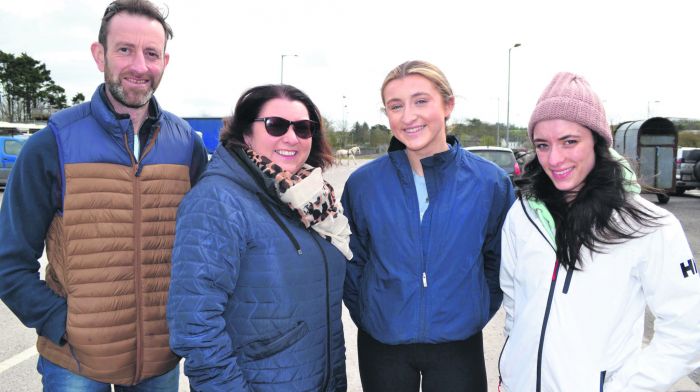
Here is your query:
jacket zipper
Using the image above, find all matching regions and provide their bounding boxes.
[536,259,560,392]
[255,188,330,387]
[498,335,509,388]
[518,198,561,392]
[310,233,331,391]
[418,168,429,341]
[124,133,145,384]
[419,262,428,340]
[132,161,144,384]
[241,151,331,388]
[135,125,159,177]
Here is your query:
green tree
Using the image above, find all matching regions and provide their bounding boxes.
[327,129,340,148]
[447,118,528,148]
[71,92,86,106]
[368,124,391,152]
[0,50,68,121]
[679,131,700,147]
[480,135,496,146]
[0,51,23,120]
[350,121,370,146]
[42,83,67,110]
[675,119,700,131]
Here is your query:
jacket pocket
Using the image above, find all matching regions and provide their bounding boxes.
[45,215,68,298]
[66,342,82,373]
[357,259,373,327]
[240,321,309,360]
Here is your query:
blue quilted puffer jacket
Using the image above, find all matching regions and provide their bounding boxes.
[167,145,347,391]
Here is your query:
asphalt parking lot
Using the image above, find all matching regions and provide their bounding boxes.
[0,158,698,391]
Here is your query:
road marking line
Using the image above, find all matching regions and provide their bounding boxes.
[0,346,37,374]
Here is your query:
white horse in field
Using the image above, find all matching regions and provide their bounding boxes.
[335,146,361,165]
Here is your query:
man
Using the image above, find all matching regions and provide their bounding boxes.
[0,0,208,390]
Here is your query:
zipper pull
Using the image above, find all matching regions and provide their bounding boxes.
[422,272,428,287]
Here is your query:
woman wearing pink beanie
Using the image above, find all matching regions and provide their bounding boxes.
[498,72,700,391]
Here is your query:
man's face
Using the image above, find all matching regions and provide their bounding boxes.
[91,12,169,111]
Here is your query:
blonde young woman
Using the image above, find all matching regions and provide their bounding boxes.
[341,60,515,392]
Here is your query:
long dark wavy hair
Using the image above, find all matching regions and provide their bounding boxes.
[516,131,661,270]
[220,84,334,169]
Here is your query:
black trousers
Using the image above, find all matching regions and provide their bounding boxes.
[357,329,487,392]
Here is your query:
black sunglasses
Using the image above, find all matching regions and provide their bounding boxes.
[253,117,318,139]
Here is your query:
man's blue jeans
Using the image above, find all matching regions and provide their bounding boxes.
[37,356,179,392]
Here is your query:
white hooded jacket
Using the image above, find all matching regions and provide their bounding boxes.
[499,195,700,392]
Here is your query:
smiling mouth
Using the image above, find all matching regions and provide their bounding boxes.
[551,167,573,179]
[404,125,426,134]
[275,150,297,157]
[124,77,150,85]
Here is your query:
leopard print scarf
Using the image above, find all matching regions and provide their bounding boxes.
[244,147,352,260]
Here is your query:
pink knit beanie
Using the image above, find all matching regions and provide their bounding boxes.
[528,72,612,147]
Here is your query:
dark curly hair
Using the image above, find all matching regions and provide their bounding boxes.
[220,84,334,169]
[516,131,660,270]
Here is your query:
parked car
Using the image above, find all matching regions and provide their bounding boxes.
[464,146,521,184]
[0,134,29,188]
[675,147,700,195]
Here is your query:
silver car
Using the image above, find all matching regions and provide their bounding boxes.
[675,147,700,195]
[464,146,521,184]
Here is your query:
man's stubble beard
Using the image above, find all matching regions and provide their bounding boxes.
[104,59,161,109]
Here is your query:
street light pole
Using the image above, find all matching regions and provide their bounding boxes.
[647,100,660,118]
[342,95,347,132]
[280,54,298,84]
[506,43,521,147]
[496,97,501,145]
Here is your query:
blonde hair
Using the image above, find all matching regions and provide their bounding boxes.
[380,60,454,107]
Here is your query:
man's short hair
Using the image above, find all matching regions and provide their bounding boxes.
[98,0,173,48]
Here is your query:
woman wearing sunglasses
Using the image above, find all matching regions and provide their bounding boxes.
[341,60,515,392]
[167,84,350,391]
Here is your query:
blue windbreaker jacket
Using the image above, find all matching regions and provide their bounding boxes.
[341,136,515,345]
[167,145,347,391]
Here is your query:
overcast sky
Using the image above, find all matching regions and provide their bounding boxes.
[2,0,699,130]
